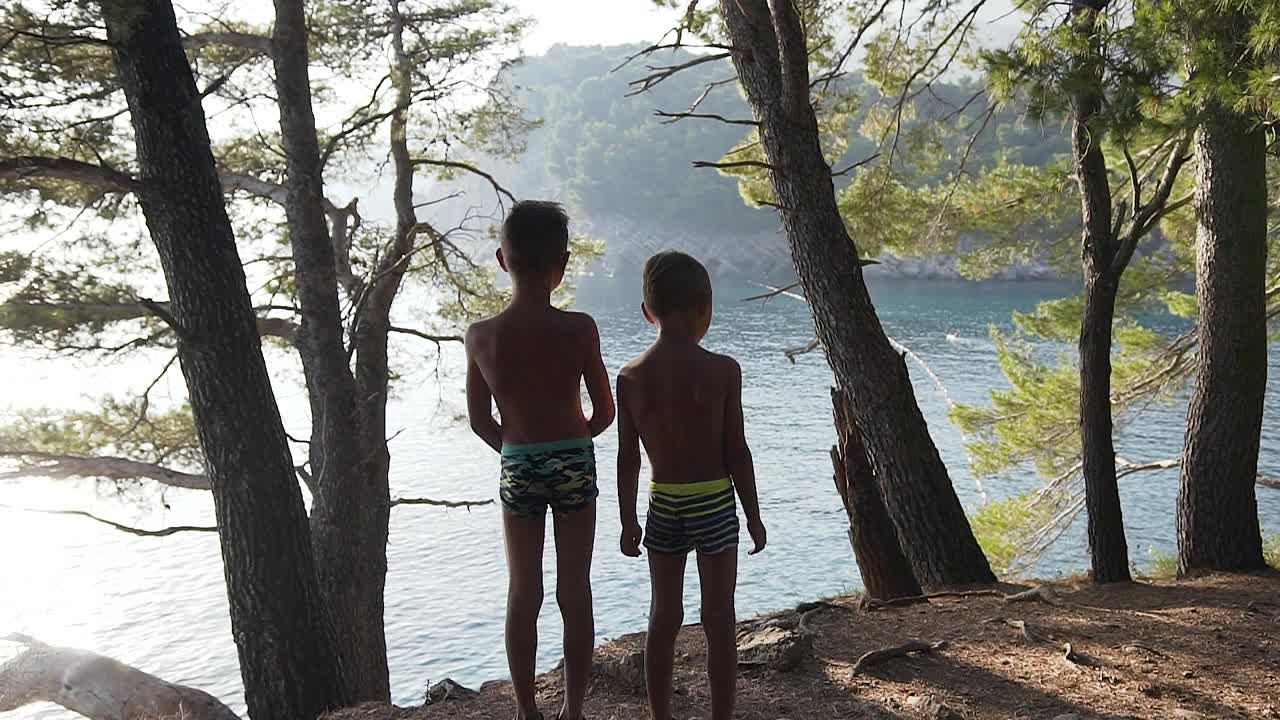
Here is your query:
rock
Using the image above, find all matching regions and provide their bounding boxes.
[737,625,811,672]
[424,678,477,705]
[1051,714,1083,720]
[1170,711,1202,719]
[903,693,963,719]
[594,649,646,692]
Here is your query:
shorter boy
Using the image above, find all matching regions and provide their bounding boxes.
[616,250,766,720]
[465,200,615,720]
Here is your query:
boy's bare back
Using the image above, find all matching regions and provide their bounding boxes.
[619,341,740,486]
[466,305,605,445]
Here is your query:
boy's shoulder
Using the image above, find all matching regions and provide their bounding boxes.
[699,347,741,375]
[464,314,499,346]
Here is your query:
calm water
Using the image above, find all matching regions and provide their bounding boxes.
[2,278,1278,718]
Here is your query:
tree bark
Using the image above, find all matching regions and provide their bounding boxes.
[1177,10,1268,573]
[99,1,347,717]
[830,389,924,600]
[0,634,239,720]
[1078,272,1131,582]
[1069,0,1131,583]
[718,0,994,587]
[270,0,390,700]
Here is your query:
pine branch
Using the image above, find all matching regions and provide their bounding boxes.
[0,505,216,536]
[0,156,137,193]
[831,152,882,178]
[390,496,494,509]
[388,326,464,345]
[691,159,775,171]
[655,110,757,126]
[0,451,209,489]
[182,31,273,56]
[412,158,516,206]
[625,52,731,96]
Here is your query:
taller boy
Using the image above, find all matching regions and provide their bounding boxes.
[466,201,615,720]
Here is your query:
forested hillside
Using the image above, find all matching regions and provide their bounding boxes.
[485,43,1071,278]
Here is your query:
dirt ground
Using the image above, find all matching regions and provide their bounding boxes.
[327,572,1280,719]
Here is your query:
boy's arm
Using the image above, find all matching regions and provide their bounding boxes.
[724,358,766,554]
[465,327,502,453]
[616,372,643,557]
[582,316,616,437]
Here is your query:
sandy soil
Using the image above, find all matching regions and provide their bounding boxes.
[327,572,1280,719]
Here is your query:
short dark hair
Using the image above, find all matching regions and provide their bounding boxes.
[501,200,570,273]
[642,250,712,318]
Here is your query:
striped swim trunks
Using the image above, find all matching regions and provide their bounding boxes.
[643,478,739,555]
[500,437,598,517]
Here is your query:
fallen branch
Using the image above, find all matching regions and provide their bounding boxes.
[851,640,948,674]
[0,634,240,719]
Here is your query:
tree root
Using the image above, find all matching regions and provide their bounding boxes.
[1116,642,1166,657]
[859,584,1061,611]
[851,640,948,674]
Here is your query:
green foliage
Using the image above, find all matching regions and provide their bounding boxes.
[968,492,1044,576]
[0,398,202,470]
[1140,550,1179,579]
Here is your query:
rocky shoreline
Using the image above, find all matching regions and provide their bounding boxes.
[326,572,1280,720]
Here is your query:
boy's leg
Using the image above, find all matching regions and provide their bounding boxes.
[645,551,687,720]
[551,504,596,720]
[504,511,546,720]
[696,549,738,720]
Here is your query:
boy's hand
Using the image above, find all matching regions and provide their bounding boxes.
[746,518,767,555]
[620,520,643,557]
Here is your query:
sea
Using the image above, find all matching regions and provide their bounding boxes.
[2,277,1278,718]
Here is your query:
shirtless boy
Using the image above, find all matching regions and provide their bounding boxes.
[615,250,767,720]
[465,201,615,720]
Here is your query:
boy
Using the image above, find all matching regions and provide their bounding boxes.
[616,250,766,720]
[465,200,615,720]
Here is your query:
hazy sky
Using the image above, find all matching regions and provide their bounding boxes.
[512,1,678,53]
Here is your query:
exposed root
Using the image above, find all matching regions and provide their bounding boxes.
[859,584,1062,611]
[1116,642,1166,657]
[851,640,948,674]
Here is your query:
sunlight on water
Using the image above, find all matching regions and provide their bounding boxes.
[2,278,1278,719]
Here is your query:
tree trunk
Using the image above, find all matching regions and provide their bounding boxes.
[270,0,389,700]
[718,0,994,587]
[1078,272,1132,582]
[830,389,924,600]
[100,1,348,717]
[1069,0,1131,583]
[1177,15,1268,573]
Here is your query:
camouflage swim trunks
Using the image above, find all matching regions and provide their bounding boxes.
[499,437,598,516]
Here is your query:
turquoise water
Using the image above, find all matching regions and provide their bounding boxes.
[1,278,1277,718]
